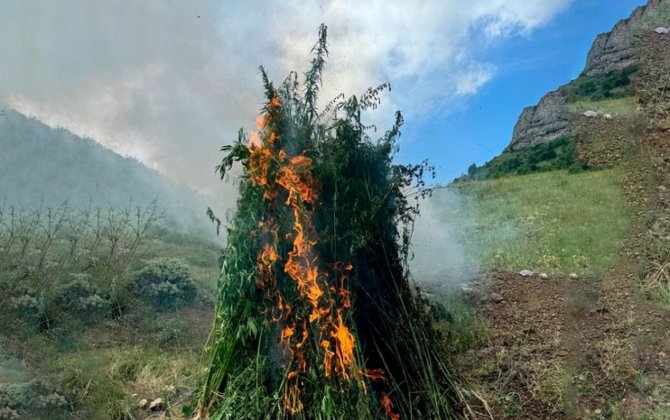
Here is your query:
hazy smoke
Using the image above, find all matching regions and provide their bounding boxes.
[0,0,574,203]
[409,187,479,290]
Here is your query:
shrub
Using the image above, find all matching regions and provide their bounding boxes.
[459,136,585,181]
[0,380,68,419]
[56,275,111,320]
[8,287,44,322]
[567,65,639,102]
[132,258,196,310]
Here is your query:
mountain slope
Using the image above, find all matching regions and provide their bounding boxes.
[446,1,670,418]
[0,106,215,229]
[461,0,670,180]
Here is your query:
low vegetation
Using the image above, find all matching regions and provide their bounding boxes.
[0,202,222,418]
[565,96,640,118]
[566,65,639,103]
[449,168,632,277]
[459,136,584,181]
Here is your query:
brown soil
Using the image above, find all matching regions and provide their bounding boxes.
[458,29,670,418]
[459,264,670,419]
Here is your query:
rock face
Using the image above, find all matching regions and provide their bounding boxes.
[507,89,574,150]
[507,0,668,151]
[584,0,667,76]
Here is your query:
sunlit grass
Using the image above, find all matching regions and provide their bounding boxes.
[445,169,632,276]
[565,97,640,118]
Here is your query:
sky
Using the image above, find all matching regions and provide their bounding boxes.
[0,0,649,201]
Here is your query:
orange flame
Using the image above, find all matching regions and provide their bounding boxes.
[381,393,400,420]
[247,94,395,416]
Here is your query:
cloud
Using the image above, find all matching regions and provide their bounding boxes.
[0,0,573,202]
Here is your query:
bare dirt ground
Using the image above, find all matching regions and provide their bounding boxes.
[458,265,670,419]
[458,32,670,417]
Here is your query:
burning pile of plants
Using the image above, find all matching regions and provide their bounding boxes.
[196,26,468,419]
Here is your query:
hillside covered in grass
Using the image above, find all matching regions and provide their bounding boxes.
[446,169,631,277]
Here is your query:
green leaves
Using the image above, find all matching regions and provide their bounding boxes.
[215,131,251,180]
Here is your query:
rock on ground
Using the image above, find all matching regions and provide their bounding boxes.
[149,398,163,411]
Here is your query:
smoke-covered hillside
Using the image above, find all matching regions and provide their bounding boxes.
[0,106,220,231]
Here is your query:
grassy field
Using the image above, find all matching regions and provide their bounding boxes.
[0,208,223,419]
[565,97,640,119]
[442,168,632,277]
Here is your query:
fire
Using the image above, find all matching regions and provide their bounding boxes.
[381,393,400,420]
[330,311,356,380]
[249,94,398,418]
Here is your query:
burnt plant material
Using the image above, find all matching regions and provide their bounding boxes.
[196,25,468,419]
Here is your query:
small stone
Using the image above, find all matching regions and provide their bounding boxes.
[655,27,669,34]
[604,113,613,119]
[489,292,504,303]
[139,399,148,408]
[165,385,176,393]
[149,398,163,411]
[583,110,598,118]
[539,273,549,279]
[519,269,534,277]
[594,409,602,415]
[569,273,579,279]
[658,185,667,192]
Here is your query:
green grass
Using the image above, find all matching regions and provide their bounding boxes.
[565,97,640,119]
[0,222,221,419]
[447,169,632,276]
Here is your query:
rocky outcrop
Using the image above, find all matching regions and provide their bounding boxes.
[507,88,574,150]
[507,0,668,150]
[583,0,667,76]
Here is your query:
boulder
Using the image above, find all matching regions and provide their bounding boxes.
[519,269,534,277]
[655,27,669,34]
[583,110,598,118]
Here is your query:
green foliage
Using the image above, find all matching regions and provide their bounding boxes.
[56,275,111,320]
[567,65,639,103]
[0,380,69,419]
[461,136,585,180]
[132,257,197,310]
[0,208,218,418]
[199,25,463,419]
[8,287,44,323]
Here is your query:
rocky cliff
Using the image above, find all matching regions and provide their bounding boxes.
[507,0,669,151]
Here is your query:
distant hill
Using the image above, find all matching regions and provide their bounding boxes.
[0,106,217,231]
[460,0,670,181]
